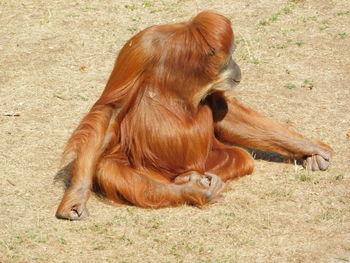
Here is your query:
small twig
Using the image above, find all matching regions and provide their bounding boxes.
[53,94,69,100]
[3,112,20,117]
[7,179,16,186]
[238,32,252,61]
[47,8,52,19]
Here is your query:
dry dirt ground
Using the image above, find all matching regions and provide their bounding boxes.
[1,0,349,262]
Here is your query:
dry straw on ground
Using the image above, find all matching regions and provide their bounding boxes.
[1,0,349,262]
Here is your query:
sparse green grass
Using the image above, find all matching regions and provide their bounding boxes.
[75,94,88,101]
[59,237,67,245]
[335,257,349,262]
[269,12,280,23]
[259,19,268,26]
[93,245,107,250]
[280,28,298,37]
[258,4,296,27]
[131,17,141,22]
[338,33,348,39]
[301,16,317,23]
[124,4,137,11]
[285,83,297,89]
[270,44,287,49]
[142,1,154,8]
[268,189,292,198]
[68,227,88,232]
[150,9,163,13]
[298,173,312,182]
[283,6,293,14]
[336,11,350,16]
[85,6,98,11]
[234,37,262,65]
[225,212,236,217]
[319,19,330,31]
[259,12,281,25]
[302,79,315,89]
[283,80,315,90]
[66,13,79,18]
[127,26,138,33]
[334,174,345,181]
[141,0,185,14]
[119,234,134,245]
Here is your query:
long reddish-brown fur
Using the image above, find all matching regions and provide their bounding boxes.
[56,11,333,220]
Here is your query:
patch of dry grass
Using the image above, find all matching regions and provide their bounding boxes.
[1,0,349,262]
